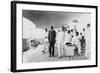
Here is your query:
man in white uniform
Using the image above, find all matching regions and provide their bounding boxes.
[72,32,81,55]
[64,30,72,44]
[83,24,91,58]
[42,28,49,53]
[57,26,65,58]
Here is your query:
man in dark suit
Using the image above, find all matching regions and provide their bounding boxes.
[48,26,56,57]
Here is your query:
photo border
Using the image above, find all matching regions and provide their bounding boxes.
[11,1,98,72]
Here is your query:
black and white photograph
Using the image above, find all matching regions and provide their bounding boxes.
[22,10,91,63]
[11,1,97,72]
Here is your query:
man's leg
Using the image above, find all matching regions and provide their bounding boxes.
[44,41,47,52]
[52,43,55,57]
[58,43,60,57]
[43,41,46,53]
[49,43,52,57]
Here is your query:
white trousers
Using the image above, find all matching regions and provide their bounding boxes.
[57,41,64,57]
[75,42,81,55]
[78,44,81,55]
[43,39,49,52]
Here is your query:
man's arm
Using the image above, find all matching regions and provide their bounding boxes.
[48,31,50,41]
[55,31,56,39]
[54,31,56,43]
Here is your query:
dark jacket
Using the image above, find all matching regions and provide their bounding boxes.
[48,30,56,43]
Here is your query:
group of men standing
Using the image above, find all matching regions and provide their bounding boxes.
[43,25,72,58]
[43,24,90,58]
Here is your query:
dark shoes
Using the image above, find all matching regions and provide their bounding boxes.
[49,55,54,57]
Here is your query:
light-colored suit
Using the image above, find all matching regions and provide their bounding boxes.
[56,31,65,57]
